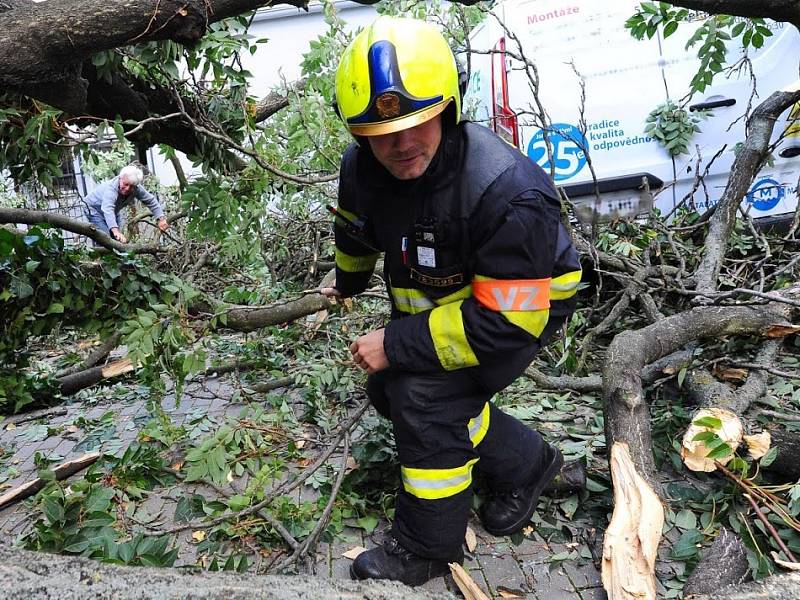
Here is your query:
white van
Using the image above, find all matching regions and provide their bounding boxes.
[465,0,800,224]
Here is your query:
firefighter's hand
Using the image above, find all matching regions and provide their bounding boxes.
[157,217,170,232]
[350,329,388,374]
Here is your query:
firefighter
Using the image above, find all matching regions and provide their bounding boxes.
[321,16,582,586]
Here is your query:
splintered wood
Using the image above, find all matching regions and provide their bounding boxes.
[602,442,664,600]
[449,562,490,600]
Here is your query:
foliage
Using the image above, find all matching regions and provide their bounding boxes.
[0,227,194,413]
[25,444,178,567]
[627,2,774,95]
[645,100,708,157]
[0,96,67,188]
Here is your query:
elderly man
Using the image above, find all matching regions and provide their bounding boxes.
[83,164,169,243]
[323,16,581,587]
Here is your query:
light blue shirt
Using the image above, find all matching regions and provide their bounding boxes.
[84,176,164,230]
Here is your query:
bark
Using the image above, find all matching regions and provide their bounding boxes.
[193,293,332,333]
[0,207,165,254]
[695,90,800,294]
[684,340,783,414]
[603,300,795,490]
[668,0,800,30]
[683,527,750,597]
[526,349,698,392]
[55,332,122,379]
[0,543,441,600]
[763,427,800,483]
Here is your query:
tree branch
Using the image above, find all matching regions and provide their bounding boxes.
[666,0,800,30]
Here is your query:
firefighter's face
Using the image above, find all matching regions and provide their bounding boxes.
[367,115,442,180]
[119,176,135,196]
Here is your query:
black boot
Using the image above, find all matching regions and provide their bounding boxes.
[350,535,462,586]
[479,444,564,536]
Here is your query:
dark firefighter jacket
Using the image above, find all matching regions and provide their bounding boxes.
[333,121,582,393]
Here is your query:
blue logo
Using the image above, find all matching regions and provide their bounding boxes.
[746,177,785,211]
[527,123,587,181]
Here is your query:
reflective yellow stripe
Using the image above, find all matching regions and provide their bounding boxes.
[434,284,473,305]
[335,248,379,273]
[401,458,479,500]
[468,402,490,448]
[502,309,550,338]
[550,269,582,300]
[428,301,479,370]
[391,286,436,314]
[335,205,360,223]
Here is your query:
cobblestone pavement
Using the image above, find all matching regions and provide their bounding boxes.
[0,376,607,599]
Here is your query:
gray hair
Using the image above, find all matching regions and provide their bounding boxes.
[119,165,144,186]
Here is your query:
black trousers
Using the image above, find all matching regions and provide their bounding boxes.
[366,368,549,560]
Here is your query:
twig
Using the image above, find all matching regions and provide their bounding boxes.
[743,493,798,563]
[141,399,369,537]
[271,434,351,572]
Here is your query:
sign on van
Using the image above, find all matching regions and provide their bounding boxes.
[466,0,800,223]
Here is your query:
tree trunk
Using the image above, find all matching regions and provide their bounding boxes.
[0,543,440,600]
[603,301,795,491]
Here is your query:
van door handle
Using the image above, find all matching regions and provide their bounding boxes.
[689,98,736,111]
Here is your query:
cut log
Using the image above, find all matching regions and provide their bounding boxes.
[683,527,750,596]
[56,358,134,396]
[602,442,664,600]
[0,452,101,509]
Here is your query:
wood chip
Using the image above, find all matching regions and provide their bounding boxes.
[765,324,800,338]
[342,546,367,560]
[772,551,800,571]
[5,423,15,431]
[170,459,185,471]
[497,586,525,598]
[522,525,534,536]
[744,431,771,460]
[192,530,206,542]
[344,456,358,474]
[465,526,477,552]
[449,563,490,600]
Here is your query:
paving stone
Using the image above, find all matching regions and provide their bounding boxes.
[561,559,602,589]
[578,586,607,600]
[475,551,526,597]
[518,555,579,600]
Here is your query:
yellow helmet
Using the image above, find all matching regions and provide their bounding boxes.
[335,16,461,137]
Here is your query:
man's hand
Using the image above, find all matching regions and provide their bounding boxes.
[110,228,127,243]
[157,217,170,232]
[350,329,389,374]
[320,287,342,298]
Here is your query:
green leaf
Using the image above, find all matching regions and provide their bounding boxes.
[46,303,65,314]
[671,529,704,559]
[674,509,697,531]
[706,443,734,460]
[760,446,778,467]
[354,515,378,533]
[693,416,722,429]
[227,495,251,512]
[42,496,65,525]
